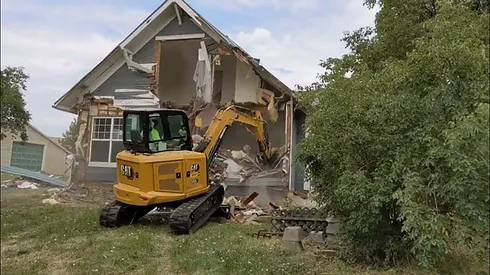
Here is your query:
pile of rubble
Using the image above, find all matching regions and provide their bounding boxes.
[222,191,282,224]
[195,143,288,184]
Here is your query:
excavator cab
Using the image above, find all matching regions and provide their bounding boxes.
[122,108,193,153]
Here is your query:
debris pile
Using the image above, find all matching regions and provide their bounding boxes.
[202,144,288,184]
[222,191,280,224]
[54,182,115,205]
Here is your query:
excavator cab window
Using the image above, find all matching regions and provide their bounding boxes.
[122,109,193,153]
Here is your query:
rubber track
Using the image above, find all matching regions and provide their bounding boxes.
[168,184,225,234]
[99,202,124,228]
[99,201,154,228]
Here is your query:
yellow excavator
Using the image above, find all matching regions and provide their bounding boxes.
[99,104,273,234]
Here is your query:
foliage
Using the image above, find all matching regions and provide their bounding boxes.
[60,119,78,154]
[0,66,31,142]
[297,0,489,269]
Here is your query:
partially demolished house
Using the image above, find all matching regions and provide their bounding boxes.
[52,0,309,197]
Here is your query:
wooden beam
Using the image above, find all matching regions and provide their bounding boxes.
[154,40,162,97]
[174,3,182,25]
[155,33,205,41]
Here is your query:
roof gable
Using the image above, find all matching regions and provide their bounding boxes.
[52,0,296,114]
[27,124,71,154]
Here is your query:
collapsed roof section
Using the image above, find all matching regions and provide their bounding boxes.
[52,0,297,115]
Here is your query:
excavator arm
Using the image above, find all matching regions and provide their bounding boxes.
[194,104,272,165]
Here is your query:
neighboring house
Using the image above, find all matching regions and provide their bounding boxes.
[52,0,308,192]
[49,137,63,147]
[1,123,71,177]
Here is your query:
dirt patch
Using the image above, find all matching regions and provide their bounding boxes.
[59,236,88,250]
[1,238,45,267]
[55,182,115,206]
[45,252,75,275]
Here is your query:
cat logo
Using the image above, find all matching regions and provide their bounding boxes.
[120,164,133,178]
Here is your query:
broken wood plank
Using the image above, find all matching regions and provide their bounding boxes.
[269,202,279,209]
[241,192,259,206]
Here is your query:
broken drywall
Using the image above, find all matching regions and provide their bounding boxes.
[234,60,261,103]
[193,41,212,103]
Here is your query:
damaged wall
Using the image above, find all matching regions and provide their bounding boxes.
[158,40,201,105]
[234,60,261,103]
[220,109,286,154]
[135,14,204,64]
[92,13,205,99]
[216,54,236,103]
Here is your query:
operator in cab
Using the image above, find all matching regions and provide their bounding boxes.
[148,119,166,152]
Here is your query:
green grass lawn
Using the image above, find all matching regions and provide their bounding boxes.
[1,188,486,275]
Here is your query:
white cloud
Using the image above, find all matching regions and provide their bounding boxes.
[228,0,378,89]
[197,0,321,11]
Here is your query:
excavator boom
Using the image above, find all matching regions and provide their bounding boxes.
[194,105,272,165]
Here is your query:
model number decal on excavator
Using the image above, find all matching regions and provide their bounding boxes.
[120,164,133,177]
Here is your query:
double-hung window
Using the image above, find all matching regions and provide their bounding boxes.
[89,117,125,167]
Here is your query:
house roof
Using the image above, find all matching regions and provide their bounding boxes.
[52,0,297,115]
[27,123,71,154]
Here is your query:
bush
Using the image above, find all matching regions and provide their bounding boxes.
[296,1,489,268]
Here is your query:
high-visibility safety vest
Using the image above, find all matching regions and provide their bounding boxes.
[150,128,160,141]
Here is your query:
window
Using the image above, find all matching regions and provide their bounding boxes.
[89,117,125,166]
[147,112,189,152]
[124,114,142,143]
[122,111,190,153]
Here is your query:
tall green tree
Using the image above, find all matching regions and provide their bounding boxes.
[0,66,31,142]
[60,119,78,154]
[297,0,489,269]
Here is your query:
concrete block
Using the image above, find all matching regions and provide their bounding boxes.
[326,219,341,235]
[282,240,304,253]
[326,234,340,249]
[309,231,325,244]
[282,226,306,242]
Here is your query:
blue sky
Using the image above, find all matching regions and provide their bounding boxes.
[1,0,377,137]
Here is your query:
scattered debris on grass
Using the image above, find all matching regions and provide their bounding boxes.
[54,183,115,205]
[42,198,60,205]
[2,178,51,189]
[222,191,278,225]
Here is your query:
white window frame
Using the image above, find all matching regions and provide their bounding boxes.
[88,116,124,168]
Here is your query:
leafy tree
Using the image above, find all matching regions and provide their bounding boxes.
[60,118,78,154]
[297,0,489,269]
[0,66,31,142]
